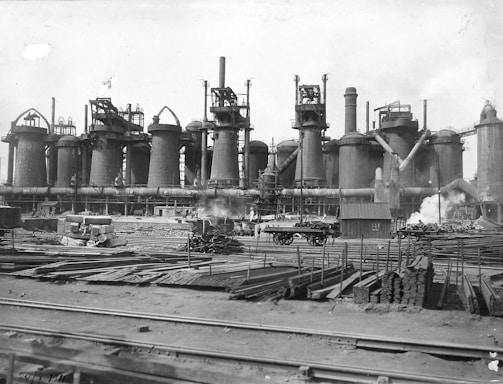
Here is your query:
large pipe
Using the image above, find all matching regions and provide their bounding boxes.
[84,104,88,134]
[7,142,14,185]
[219,56,225,88]
[423,99,427,130]
[277,147,299,174]
[399,129,430,172]
[366,101,370,134]
[344,87,358,134]
[51,97,55,134]
[0,185,443,198]
[322,74,328,107]
[373,133,403,166]
[244,79,252,186]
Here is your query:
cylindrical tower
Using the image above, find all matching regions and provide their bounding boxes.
[276,140,298,187]
[130,142,150,185]
[56,135,79,187]
[11,109,48,187]
[89,135,123,186]
[248,140,269,187]
[344,87,358,134]
[208,57,246,188]
[430,129,463,187]
[148,122,181,187]
[476,103,503,202]
[338,132,373,189]
[184,121,202,187]
[293,80,327,187]
[323,139,339,188]
[295,121,326,186]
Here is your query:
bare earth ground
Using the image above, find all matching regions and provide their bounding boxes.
[1,274,503,383]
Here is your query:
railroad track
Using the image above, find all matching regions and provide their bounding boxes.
[0,323,483,384]
[1,297,500,360]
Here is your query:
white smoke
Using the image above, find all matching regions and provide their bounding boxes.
[22,43,51,60]
[97,75,117,97]
[407,191,465,224]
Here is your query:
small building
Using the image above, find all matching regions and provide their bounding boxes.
[339,202,392,239]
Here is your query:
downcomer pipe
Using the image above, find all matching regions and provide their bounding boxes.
[399,129,431,172]
[373,133,403,166]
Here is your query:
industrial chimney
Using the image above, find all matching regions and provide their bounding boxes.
[344,87,358,134]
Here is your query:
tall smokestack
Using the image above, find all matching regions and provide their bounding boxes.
[344,87,358,134]
[366,100,370,133]
[423,99,427,130]
[51,97,55,134]
[219,56,226,88]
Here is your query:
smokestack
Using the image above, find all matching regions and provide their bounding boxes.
[84,104,88,134]
[366,101,370,133]
[51,97,55,134]
[219,56,226,88]
[344,87,358,134]
[423,99,427,130]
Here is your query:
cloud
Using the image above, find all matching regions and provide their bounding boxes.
[22,43,51,60]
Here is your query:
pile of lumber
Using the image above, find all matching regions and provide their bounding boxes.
[427,234,503,265]
[231,264,354,300]
[353,270,386,304]
[462,275,480,314]
[480,277,503,316]
[380,271,401,304]
[181,231,245,254]
[400,256,433,306]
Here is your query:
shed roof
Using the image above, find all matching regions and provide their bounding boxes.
[339,202,392,220]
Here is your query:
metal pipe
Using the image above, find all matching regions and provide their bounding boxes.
[244,79,252,186]
[344,87,358,134]
[0,185,443,198]
[51,97,55,134]
[399,129,430,172]
[201,128,208,186]
[84,105,88,134]
[366,101,370,134]
[219,56,225,88]
[277,148,298,174]
[322,74,328,107]
[7,142,14,185]
[373,133,404,166]
[423,99,427,130]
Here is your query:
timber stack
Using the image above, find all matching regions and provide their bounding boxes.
[463,274,480,314]
[400,256,433,307]
[480,277,503,316]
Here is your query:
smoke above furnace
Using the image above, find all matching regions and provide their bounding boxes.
[197,196,245,218]
[407,191,465,224]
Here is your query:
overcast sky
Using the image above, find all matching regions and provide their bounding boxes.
[1,0,502,182]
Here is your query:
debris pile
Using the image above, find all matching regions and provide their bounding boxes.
[182,230,245,254]
[60,215,127,248]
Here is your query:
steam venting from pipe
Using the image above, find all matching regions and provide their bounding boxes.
[407,191,465,224]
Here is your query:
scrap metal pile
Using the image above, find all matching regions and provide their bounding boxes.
[181,229,245,255]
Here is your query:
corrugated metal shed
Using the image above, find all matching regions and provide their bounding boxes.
[339,202,392,220]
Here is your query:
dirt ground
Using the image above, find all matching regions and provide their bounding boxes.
[1,274,503,383]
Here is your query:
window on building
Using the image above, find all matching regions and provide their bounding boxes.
[371,222,380,231]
